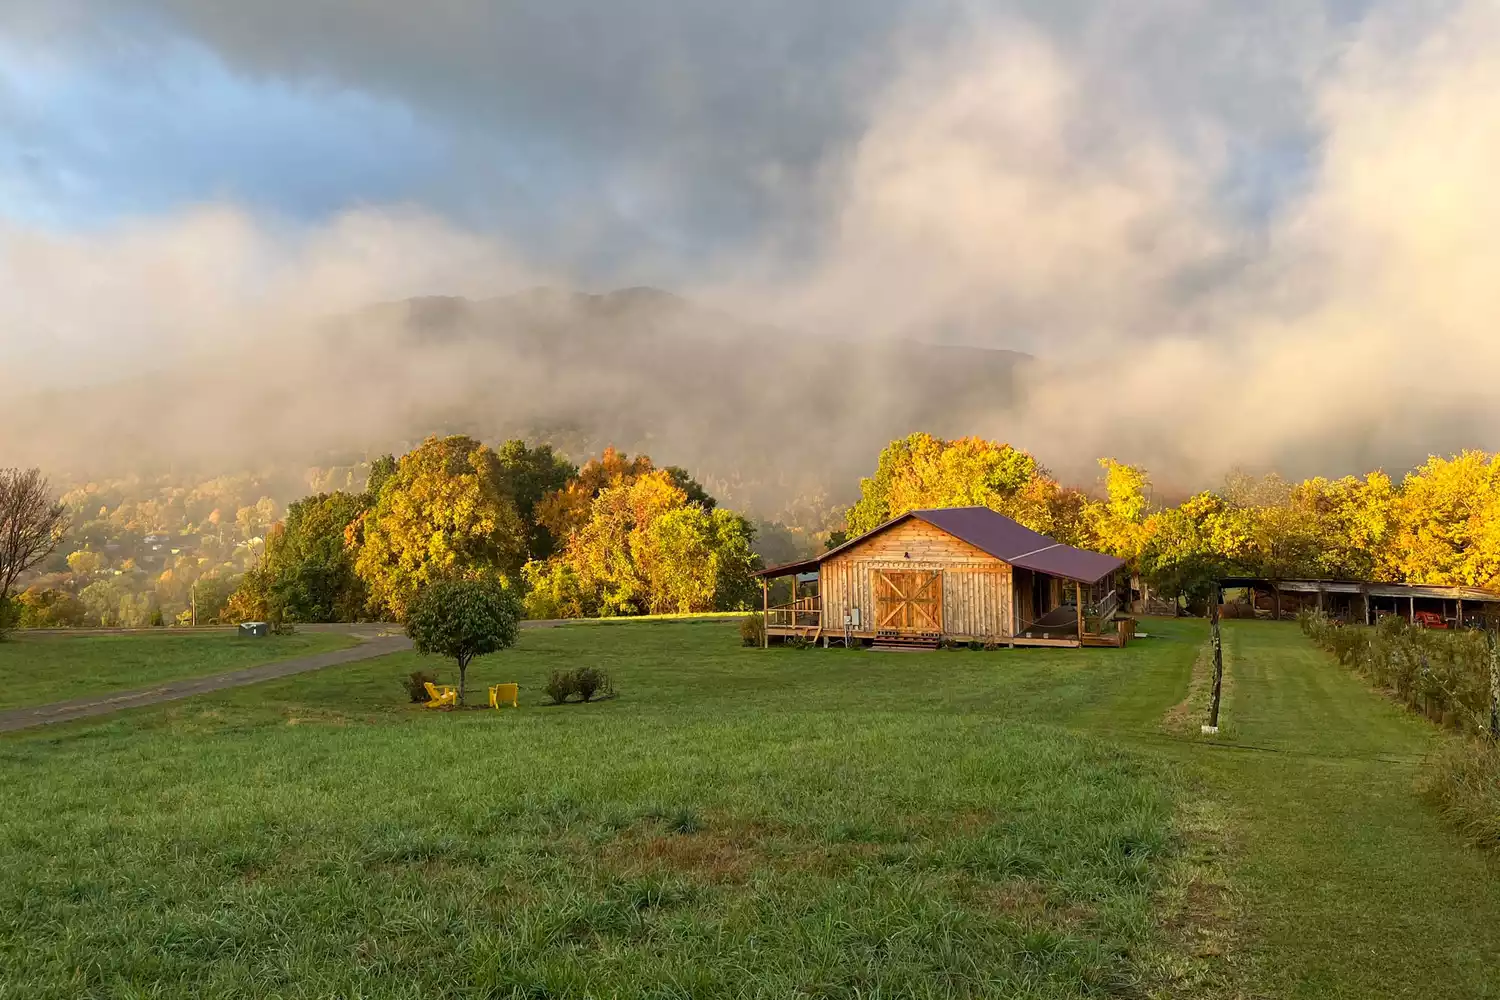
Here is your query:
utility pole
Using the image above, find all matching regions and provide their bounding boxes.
[1204,596,1224,735]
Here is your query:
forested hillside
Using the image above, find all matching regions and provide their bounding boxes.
[11,428,1500,630]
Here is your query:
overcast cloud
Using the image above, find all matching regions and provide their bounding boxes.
[2,0,1496,495]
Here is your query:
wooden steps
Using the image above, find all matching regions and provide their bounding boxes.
[871,632,941,652]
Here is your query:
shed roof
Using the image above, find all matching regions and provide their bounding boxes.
[756,506,1124,585]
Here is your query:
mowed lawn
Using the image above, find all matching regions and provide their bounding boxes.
[0,620,1206,999]
[1205,621,1500,999]
[1,618,1498,998]
[0,630,358,711]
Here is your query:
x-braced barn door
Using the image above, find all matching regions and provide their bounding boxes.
[874,570,943,632]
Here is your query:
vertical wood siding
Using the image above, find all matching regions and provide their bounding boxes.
[820,519,1014,638]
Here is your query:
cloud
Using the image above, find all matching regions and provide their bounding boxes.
[0,205,545,385]
[997,0,1500,483]
[2,0,1498,506]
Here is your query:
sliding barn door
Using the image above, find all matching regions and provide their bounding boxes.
[873,570,943,632]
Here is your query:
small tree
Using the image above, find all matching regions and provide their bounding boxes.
[0,468,67,639]
[405,578,521,705]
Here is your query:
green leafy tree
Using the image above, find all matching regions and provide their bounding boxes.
[353,436,526,620]
[521,559,589,619]
[364,454,398,499]
[664,467,716,510]
[266,491,370,622]
[79,579,126,627]
[495,439,578,561]
[405,578,521,705]
[14,588,88,628]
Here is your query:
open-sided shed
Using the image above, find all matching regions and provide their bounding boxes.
[756,507,1128,648]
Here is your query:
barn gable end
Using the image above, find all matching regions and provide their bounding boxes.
[820,518,1015,640]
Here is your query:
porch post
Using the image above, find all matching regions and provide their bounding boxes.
[1076,581,1084,641]
[761,577,768,648]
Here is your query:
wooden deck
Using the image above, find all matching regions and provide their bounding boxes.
[763,624,1131,649]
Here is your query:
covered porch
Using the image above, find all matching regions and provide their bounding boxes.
[754,562,1132,649]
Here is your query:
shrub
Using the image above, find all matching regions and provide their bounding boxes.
[575,666,602,702]
[740,613,766,647]
[544,669,578,705]
[785,635,811,650]
[1302,611,1495,733]
[403,670,441,704]
[1421,738,1500,850]
[968,639,984,651]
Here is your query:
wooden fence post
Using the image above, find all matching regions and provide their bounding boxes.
[761,578,769,649]
[1206,599,1224,733]
[1488,628,1499,742]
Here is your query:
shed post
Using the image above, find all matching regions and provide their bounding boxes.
[761,578,769,649]
[1410,595,1416,624]
[1076,581,1084,641]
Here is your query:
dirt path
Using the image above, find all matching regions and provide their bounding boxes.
[0,626,412,733]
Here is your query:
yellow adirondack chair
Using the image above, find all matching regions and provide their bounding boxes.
[423,681,458,709]
[489,683,519,709]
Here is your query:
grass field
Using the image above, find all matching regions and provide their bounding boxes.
[0,618,1497,997]
[1205,621,1500,999]
[0,630,358,711]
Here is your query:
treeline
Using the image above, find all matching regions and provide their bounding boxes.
[224,437,759,624]
[16,429,1500,628]
[843,432,1500,600]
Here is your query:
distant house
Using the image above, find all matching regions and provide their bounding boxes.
[755,507,1128,649]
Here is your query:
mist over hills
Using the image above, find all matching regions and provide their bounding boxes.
[2,287,1031,516]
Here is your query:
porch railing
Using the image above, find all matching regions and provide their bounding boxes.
[767,596,822,629]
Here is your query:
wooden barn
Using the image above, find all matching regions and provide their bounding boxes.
[756,507,1129,649]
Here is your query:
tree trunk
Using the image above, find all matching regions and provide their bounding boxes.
[458,654,471,706]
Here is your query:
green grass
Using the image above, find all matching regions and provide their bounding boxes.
[1197,620,1500,999]
[0,630,358,711]
[1,617,1498,997]
[0,620,1206,998]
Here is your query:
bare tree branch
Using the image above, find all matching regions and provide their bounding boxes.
[0,468,68,606]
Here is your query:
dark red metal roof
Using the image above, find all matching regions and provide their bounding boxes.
[911,508,1123,584]
[755,506,1124,584]
[910,506,1054,560]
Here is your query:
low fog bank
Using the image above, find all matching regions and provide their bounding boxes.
[0,286,1030,517]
